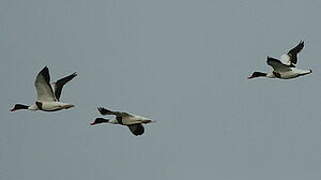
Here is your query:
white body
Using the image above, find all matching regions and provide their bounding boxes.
[109,114,154,125]
[27,102,74,111]
[266,68,312,79]
[93,107,155,136]
[11,67,76,112]
[34,67,75,111]
[249,41,312,80]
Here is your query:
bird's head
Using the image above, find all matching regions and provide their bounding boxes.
[10,104,29,112]
[90,118,110,125]
[247,72,267,79]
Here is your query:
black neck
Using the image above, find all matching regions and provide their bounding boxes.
[12,104,29,111]
[93,118,109,124]
[251,72,267,78]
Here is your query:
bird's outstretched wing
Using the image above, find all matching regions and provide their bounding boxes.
[34,66,56,102]
[280,41,304,66]
[52,72,77,101]
[267,57,292,72]
[97,107,133,117]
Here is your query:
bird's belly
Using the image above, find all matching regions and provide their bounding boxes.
[279,71,299,79]
[39,102,65,111]
[122,119,143,125]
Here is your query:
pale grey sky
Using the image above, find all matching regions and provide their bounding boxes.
[2,0,321,179]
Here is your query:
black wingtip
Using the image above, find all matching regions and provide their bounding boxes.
[41,66,48,71]
[97,107,115,115]
[38,66,50,83]
[68,72,77,79]
[97,107,106,114]
[71,72,77,77]
[40,66,48,72]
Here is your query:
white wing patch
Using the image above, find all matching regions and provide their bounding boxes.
[280,54,291,66]
[34,67,57,102]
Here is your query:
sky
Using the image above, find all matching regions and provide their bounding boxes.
[1,0,321,179]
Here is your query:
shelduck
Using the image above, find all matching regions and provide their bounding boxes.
[10,66,77,112]
[248,41,312,79]
[91,107,155,136]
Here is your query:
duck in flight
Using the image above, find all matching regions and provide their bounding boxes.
[248,41,312,79]
[91,107,155,136]
[10,66,77,112]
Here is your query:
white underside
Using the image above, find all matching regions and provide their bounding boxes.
[29,101,74,111]
[267,68,311,79]
[110,115,153,125]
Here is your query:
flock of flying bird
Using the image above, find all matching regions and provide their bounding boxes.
[9,67,155,136]
[10,41,311,136]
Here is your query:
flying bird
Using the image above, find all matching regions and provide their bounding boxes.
[91,107,155,136]
[10,66,77,112]
[248,41,312,79]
